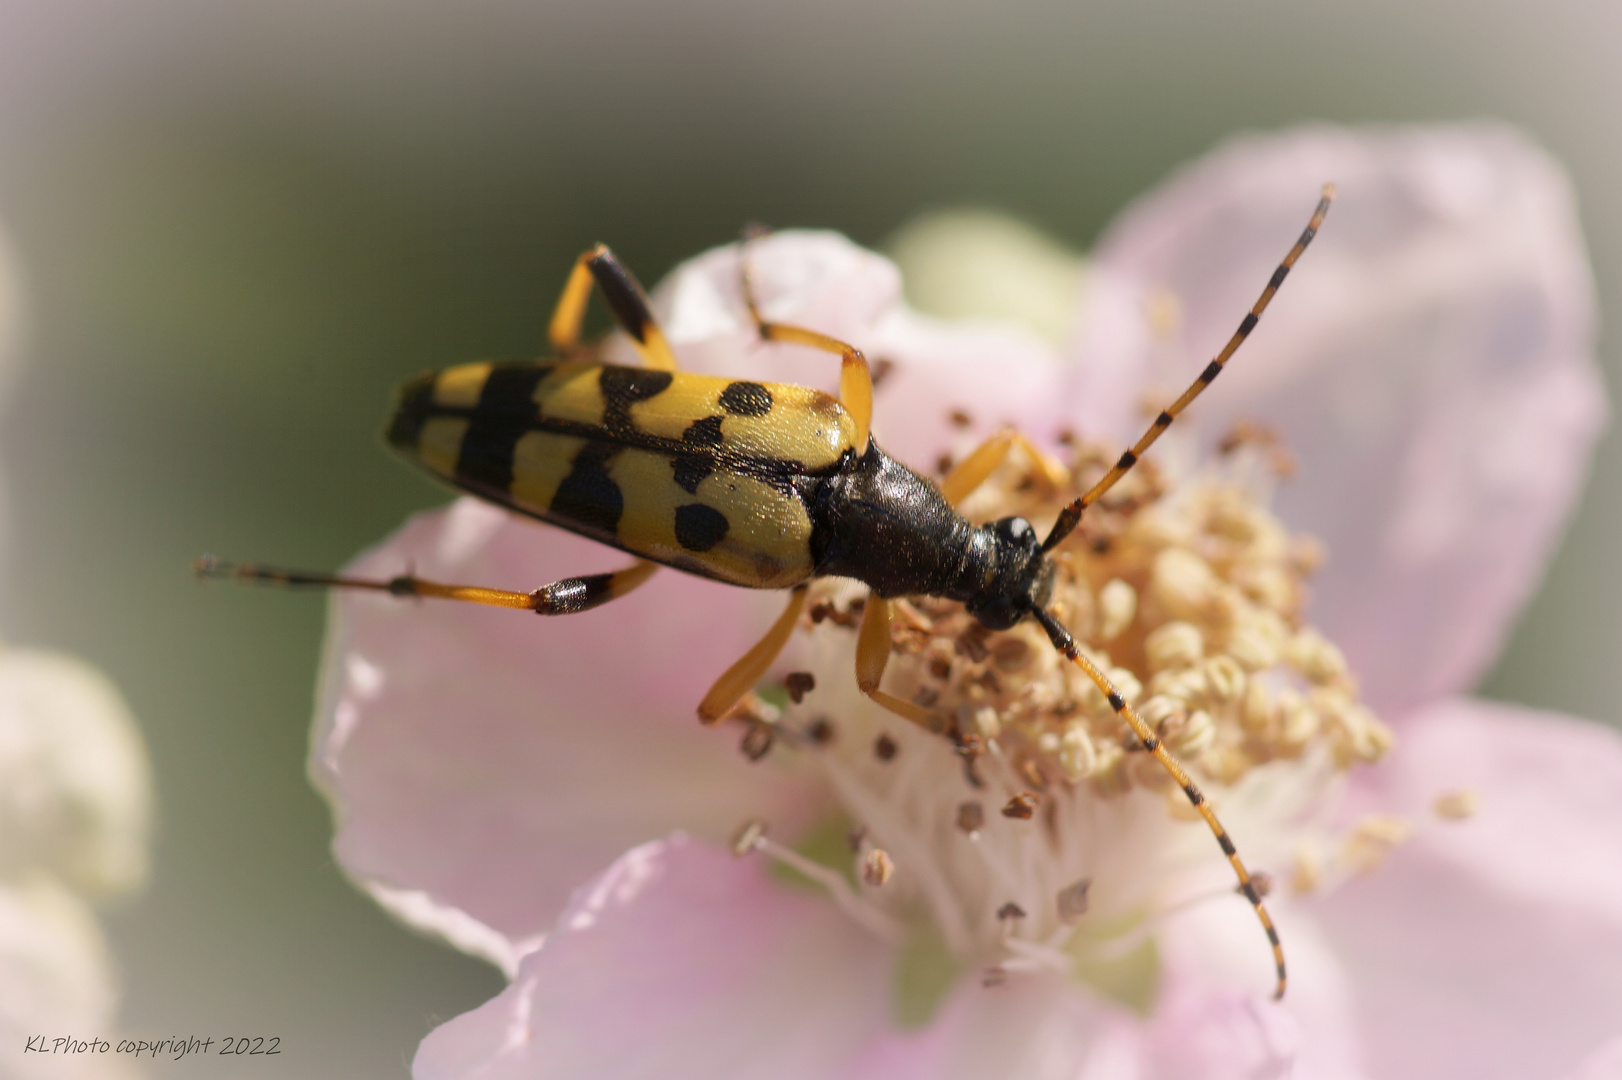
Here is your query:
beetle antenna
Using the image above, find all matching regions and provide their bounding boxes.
[193,555,398,593]
[1028,603,1287,999]
[1042,184,1334,553]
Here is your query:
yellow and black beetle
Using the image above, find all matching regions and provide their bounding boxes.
[200,186,1333,999]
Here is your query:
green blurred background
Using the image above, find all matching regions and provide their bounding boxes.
[0,1,1616,1076]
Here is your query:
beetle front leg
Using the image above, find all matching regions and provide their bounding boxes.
[939,427,1070,506]
[855,593,940,731]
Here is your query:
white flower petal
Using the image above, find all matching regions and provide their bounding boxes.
[0,878,138,1080]
[1089,125,1606,715]
[0,650,150,896]
[413,834,895,1080]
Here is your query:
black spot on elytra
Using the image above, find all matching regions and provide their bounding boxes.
[670,414,725,494]
[674,503,729,552]
[682,414,725,448]
[599,366,674,431]
[719,381,773,416]
[551,441,624,536]
[455,366,549,493]
[386,372,436,451]
[672,456,714,495]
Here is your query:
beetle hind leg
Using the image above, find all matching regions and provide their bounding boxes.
[525,561,660,615]
[698,585,809,723]
[548,245,680,371]
[195,555,658,617]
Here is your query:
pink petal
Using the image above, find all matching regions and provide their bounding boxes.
[868,309,1072,467]
[1088,126,1606,715]
[1063,266,1160,447]
[1313,698,1622,1078]
[653,230,902,359]
[840,975,1114,1080]
[1140,984,1305,1080]
[1563,1038,1622,1080]
[842,949,1359,1080]
[1153,896,1369,1080]
[415,838,1311,1080]
[647,230,1073,467]
[412,834,895,1080]
[313,499,828,959]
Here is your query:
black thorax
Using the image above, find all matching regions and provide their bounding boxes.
[804,439,1054,628]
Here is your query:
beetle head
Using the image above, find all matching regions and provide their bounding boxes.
[965,516,1055,631]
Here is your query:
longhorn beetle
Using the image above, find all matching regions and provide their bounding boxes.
[200,185,1334,999]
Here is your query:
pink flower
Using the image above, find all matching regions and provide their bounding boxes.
[312,125,1618,1078]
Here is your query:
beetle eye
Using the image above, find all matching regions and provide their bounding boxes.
[995,517,1034,545]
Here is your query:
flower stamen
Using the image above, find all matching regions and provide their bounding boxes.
[764,423,1387,1005]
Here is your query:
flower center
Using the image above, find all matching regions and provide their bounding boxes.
[730,431,1392,1015]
